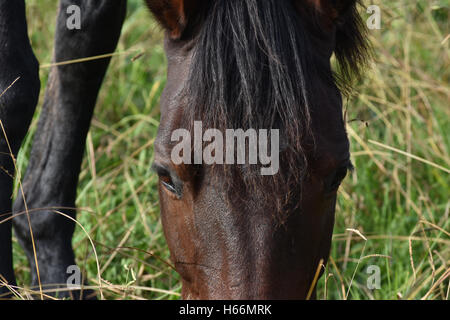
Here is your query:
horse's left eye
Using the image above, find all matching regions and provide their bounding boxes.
[325,165,350,193]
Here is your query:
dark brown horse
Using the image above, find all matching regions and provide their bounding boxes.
[0,0,369,299]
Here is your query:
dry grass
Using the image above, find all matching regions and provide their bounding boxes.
[3,0,449,299]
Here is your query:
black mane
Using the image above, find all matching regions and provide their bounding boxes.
[185,0,370,218]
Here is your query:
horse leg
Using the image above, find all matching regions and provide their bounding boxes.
[12,0,126,299]
[0,0,40,297]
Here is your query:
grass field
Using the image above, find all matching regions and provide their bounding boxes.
[10,0,449,299]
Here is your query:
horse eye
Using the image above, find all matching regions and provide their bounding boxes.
[151,163,182,198]
[160,175,177,194]
[325,165,349,193]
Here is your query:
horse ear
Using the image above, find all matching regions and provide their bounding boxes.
[297,0,370,85]
[145,0,202,39]
[295,0,358,29]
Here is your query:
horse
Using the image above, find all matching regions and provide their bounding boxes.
[0,0,369,299]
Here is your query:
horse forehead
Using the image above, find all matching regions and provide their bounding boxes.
[156,43,192,157]
[155,109,183,156]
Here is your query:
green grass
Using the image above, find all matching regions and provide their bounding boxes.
[11,0,450,299]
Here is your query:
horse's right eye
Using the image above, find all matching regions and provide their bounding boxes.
[160,175,177,194]
[152,163,183,198]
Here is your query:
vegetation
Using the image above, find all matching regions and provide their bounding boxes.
[11,0,449,299]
